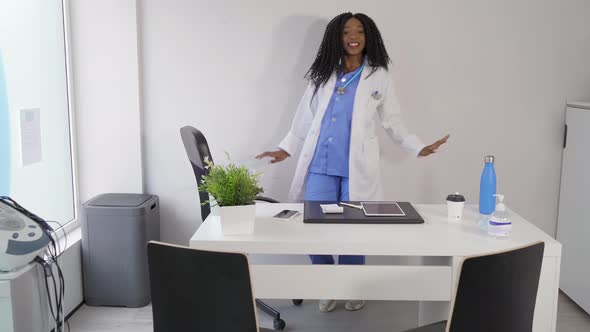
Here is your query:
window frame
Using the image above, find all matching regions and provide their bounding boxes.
[57,0,81,235]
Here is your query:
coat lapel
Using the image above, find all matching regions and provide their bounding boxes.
[350,65,375,148]
[315,73,337,118]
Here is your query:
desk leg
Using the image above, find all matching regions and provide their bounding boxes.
[418,256,462,326]
[533,256,561,332]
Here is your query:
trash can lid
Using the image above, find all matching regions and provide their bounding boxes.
[86,193,154,207]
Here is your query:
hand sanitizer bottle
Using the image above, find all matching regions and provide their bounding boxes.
[487,194,512,237]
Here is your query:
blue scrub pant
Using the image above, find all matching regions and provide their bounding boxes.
[304,172,365,265]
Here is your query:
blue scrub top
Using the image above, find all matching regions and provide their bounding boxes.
[308,65,363,178]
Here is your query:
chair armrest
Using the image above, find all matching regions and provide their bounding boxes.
[255,196,280,203]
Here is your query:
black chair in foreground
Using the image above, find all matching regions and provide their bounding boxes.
[403,241,545,332]
[147,241,274,332]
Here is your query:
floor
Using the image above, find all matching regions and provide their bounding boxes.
[68,292,590,331]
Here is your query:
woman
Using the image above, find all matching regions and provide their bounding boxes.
[257,12,449,312]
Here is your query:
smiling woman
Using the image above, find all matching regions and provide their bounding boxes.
[256,11,449,313]
[0,0,76,228]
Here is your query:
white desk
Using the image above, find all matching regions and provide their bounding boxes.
[190,204,561,331]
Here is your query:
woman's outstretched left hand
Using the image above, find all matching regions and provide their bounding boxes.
[419,134,450,157]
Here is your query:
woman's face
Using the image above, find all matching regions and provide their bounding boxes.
[342,17,365,57]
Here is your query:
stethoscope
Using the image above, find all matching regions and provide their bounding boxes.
[336,62,365,95]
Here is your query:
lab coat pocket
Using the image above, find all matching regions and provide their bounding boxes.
[366,97,380,117]
[363,137,380,165]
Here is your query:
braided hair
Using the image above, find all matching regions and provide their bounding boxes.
[306,12,391,96]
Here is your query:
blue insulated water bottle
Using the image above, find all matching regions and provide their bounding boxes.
[479,155,496,214]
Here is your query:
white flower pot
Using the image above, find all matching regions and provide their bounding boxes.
[218,204,256,235]
[207,194,219,216]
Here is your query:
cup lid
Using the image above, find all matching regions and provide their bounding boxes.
[447,192,465,202]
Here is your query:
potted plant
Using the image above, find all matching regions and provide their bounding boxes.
[198,155,263,235]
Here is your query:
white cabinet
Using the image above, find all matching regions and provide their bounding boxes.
[0,265,49,332]
[557,101,590,314]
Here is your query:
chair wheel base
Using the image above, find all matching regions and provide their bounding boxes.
[273,318,286,330]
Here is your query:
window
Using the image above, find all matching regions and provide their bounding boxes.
[0,0,76,229]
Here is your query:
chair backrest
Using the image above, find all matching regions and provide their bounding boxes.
[147,241,259,332]
[447,242,545,332]
[180,126,214,220]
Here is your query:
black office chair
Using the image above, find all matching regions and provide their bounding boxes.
[180,126,301,330]
[180,126,279,216]
[403,242,545,332]
[147,241,274,332]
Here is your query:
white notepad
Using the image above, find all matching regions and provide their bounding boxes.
[320,204,344,214]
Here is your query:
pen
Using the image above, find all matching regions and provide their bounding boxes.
[339,202,363,210]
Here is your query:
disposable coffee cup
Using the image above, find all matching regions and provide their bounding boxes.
[446,192,466,222]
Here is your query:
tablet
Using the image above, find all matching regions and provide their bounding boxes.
[361,202,406,217]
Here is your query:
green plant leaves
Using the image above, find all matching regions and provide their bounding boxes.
[197,156,263,207]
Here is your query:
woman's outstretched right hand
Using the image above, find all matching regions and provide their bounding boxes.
[256,149,290,164]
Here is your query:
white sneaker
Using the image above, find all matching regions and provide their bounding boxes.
[344,300,366,311]
[318,299,337,312]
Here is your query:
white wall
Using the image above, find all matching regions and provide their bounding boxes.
[46,0,144,322]
[69,0,143,203]
[139,0,590,244]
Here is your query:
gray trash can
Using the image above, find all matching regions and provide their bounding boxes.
[82,193,159,307]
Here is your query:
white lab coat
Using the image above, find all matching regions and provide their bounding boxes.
[279,65,425,202]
